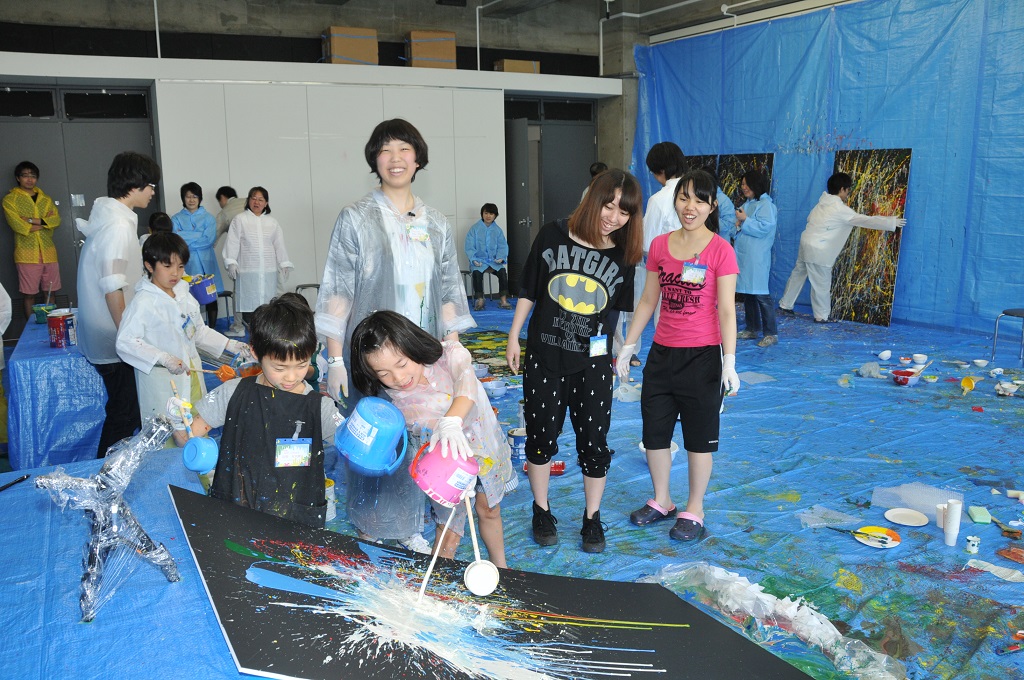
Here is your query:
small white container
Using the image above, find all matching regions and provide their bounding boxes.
[912,353,928,365]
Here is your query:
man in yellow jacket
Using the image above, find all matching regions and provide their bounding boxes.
[3,161,62,319]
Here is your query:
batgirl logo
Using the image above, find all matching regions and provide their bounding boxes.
[547,273,608,314]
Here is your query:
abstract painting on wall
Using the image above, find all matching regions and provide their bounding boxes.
[685,154,719,175]
[717,153,775,207]
[169,486,809,680]
[831,148,912,326]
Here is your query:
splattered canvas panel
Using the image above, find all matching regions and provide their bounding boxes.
[169,486,810,680]
[685,154,720,175]
[830,148,911,326]
[717,153,775,207]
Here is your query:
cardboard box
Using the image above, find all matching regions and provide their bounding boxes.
[494,59,540,74]
[322,26,378,65]
[406,30,456,69]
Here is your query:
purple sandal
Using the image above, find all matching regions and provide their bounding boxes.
[629,499,677,526]
[669,511,706,542]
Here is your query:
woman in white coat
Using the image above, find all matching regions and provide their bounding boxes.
[222,187,293,325]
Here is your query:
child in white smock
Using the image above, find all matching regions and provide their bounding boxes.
[350,310,514,567]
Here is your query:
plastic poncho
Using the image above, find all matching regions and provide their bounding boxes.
[642,177,681,254]
[717,188,736,237]
[4,185,61,264]
[75,197,145,364]
[0,282,10,371]
[222,209,292,313]
[730,193,777,295]
[172,206,224,291]
[116,277,230,419]
[315,189,474,360]
[798,192,902,267]
[464,219,509,273]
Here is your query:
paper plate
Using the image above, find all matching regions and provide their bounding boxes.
[855,525,901,549]
[884,507,929,527]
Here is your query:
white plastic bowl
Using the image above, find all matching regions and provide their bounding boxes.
[912,353,928,365]
[482,379,507,399]
[473,363,489,378]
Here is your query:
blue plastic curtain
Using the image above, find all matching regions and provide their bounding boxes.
[633,0,1024,332]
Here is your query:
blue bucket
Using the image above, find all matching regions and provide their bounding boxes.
[335,396,408,477]
[182,436,219,473]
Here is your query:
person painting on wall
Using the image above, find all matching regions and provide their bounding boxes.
[315,118,474,553]
[76,151,161,456]
[778,171,906,323]
[350,310,514,567]
[506,168,643,554]
[465,202,511,310]
[168,295,343,528]
[3,161,61,320]
[222,186,293,327]
[172,182,223,329]
[617,169,739,544]
[731,169,778,347]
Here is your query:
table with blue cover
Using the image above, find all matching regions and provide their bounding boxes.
[7,320,104,469]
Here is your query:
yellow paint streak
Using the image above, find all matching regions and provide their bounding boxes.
[834,568,863,594]
[764,490,801,503]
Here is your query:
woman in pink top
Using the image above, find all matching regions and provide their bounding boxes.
[617,169,740,542]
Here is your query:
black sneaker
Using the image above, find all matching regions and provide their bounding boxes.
[532,502,558,546]
[581,509,606,553]
[778,306,795,316]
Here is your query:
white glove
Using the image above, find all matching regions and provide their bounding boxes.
[226,264,238,280]
[227,340,254,363]
[894,218,907,229]
[166,396,193,432]
[722,353,740,396]
[158,353,188,375]
[430,416,473,461]
[615,343,637,381]
[279,266,291,283]
[327,362,349,400]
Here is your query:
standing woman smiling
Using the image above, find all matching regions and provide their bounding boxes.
[172,182,222,328]
[617,169,739,544]
[506,168,643,554]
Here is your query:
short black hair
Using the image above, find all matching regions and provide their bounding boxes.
[148,211,174,232]
[215,186,237,200]
[180,181,203,207]
[364,119,429,183]
[741,169,770,198]
[827,172,853,195]
[480,203,499,218]
[249,295,317,363]
[142,231,190,274]
[106,151,161,199]
[246,186,270,214]
[673,169,720,233]
[645,142,686,179]
[277,291,312,310]
[14,161,39,179]
[589,161,608,177]
[349,310,443,397]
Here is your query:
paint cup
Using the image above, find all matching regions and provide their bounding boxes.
[33,303,56,324]
[944,499,963,546]
[936,503,946,529]
[507,427,526,470]
[464,559,500,597]
[182,436,219,473]
[325,477,337,521]
[965,535,980,554]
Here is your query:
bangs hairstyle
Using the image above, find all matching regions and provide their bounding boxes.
[740,169,769,198]
[180,181,203,206]
[249,296,317,363]
[246,186,270,214]
[569,168,644,265]
[15,161,39,179]
[364,119,429,182]
[480,202,499,217]
[673,169,720,233]
[142,231,190,271]
[107,151,161,199]
[349,310,443,397]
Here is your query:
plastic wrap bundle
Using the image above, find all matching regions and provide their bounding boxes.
[34,417,180,622]
[644,562,906,679]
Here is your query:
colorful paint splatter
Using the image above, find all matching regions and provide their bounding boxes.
[830,148,911,326]
[717,153,776,208]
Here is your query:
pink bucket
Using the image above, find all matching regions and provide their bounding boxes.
[409,442,480,508]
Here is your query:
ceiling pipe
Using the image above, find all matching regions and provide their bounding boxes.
[153,0,162,58]
[722,0,762,29]
[476,0,507,70]
[599,0,702,76]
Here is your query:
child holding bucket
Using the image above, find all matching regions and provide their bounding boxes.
[505,168,643,554]
[350,310,514,568]
[117,232,250,423]
[616,169,739,543]
[168,295,343,528]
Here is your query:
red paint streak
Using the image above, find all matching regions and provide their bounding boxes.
[897,562,985,582]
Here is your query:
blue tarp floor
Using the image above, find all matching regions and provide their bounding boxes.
[332,301,1024,679]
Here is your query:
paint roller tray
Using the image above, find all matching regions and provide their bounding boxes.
[884,507,929,527]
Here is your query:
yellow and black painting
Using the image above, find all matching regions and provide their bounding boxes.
[717,153,775,208]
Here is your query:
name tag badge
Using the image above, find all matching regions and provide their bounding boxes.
[589,334,608,357]
[682,262,708,285]
[181,314,197,340]
[275,438,313,467]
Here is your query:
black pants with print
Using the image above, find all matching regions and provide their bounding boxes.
[522,356,613,478]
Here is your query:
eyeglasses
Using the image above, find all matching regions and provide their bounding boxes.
[148,183,158,189]
[18,173,38,179]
